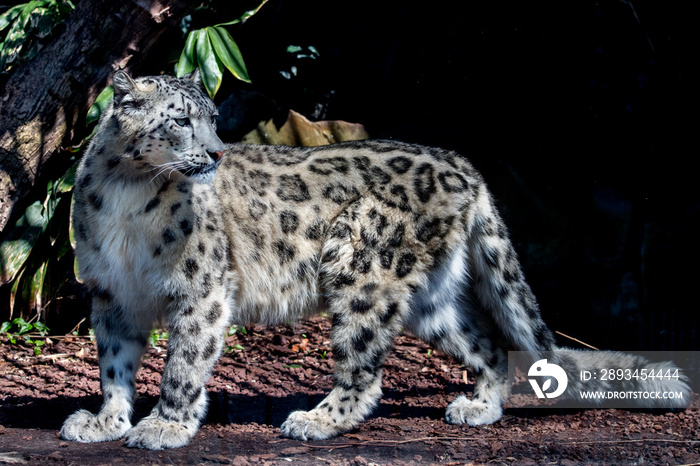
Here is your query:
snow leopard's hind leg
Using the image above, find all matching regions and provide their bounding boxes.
[280,291,410,441]
[431,187,559,426]
[281,204,414,441]
[406,243,511,426]
[409,316,511,427]
[61,288,152,443]
[443,345,510,426]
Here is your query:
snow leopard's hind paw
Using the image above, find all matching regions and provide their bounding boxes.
[280,409,342,441]
[60,408,132,443]
[445,395,504,426]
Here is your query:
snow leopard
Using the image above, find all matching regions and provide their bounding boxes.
[60,70,691,449]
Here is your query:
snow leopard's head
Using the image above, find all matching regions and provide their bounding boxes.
[107,70,225,183]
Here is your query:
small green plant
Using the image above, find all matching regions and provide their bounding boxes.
[0,0,75,72]
[223,325,245,353]
[224,343,245,354]
[1,317,49,354]
[175,0,269,98]
[149,329,169,348]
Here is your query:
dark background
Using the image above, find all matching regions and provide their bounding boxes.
[150,0,698,351]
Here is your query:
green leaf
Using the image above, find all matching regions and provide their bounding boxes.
[12,317,32,335]
[86,86,114,126]
[8,266,25,313]
[149,330,159,348]
[214,0,268,27]
[196,28,223,98]
[0,4,24,32]
[55,159,78,193]
[209,27,250,83]
[68,192,77,249]
[175,29,197,78]
[0,0,72,72]
[33,321,49,335]
[33,5,61,37]
[0,18,28,70]
[18,1,51,31]
[27,258,48,312]
[44,188,60,223]
[0,201,49,284]
[26,337,44,348]
[0,321,11,334]
[68,195,83,283]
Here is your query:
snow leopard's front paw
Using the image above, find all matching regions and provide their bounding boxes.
[124,415,197,449]
[280,409,341,441]
[445,395,503,426]
[60,409,132,443]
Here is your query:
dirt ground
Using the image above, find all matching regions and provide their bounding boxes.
[1,317,699,465]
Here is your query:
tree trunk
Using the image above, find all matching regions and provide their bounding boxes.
[0,0,199,232]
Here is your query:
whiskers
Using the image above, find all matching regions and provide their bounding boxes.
[147,161,190,183]
[147,158,214,184]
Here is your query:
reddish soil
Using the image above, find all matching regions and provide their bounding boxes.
[1,317,699,465]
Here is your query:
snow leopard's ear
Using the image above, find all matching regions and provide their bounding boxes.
[112,70,136,102]
[182,68,203,88]
[112,70,145,112]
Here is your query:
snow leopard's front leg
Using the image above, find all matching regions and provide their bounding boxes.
[61,289,150,443]
[124,290,231,449]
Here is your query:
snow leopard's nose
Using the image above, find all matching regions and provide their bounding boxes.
[208,150,224,163]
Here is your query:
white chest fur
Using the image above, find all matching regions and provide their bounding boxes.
[80,179,176,311]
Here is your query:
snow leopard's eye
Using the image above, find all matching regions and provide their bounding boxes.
[174,117,191,127]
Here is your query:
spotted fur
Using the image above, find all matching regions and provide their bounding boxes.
[61,72,690,450]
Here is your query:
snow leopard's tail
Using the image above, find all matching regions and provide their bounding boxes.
[548,349,691,408]
[466,184,556,354]
[467,185,691,408]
